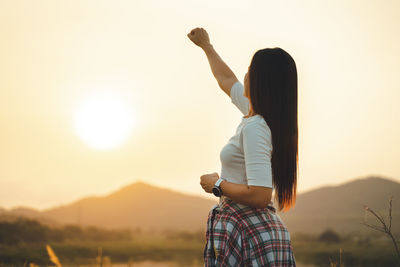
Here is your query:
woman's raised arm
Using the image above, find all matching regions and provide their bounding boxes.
[187,27,239,97]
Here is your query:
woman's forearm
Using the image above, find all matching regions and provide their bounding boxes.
[219,180,262,209]
[202,44,237,84]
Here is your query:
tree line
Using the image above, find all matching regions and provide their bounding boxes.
[0,217,132,245]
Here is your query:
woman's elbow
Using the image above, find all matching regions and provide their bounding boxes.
[248,186,272,209]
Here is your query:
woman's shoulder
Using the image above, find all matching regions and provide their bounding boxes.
[240,115,273,149]
[242,115,271,134]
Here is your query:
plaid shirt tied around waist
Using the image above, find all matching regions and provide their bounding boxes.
[204,196,296,267]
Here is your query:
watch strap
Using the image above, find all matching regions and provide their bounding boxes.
[214,177,225,187]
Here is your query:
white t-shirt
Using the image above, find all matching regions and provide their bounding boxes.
[219,81,273,189]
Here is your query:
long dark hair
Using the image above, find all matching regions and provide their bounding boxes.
[248,47,298,212]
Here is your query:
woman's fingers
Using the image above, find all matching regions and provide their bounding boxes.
[200,174,210,193]
[188,28,197,38]
[190,28,197,35]
[187,27,210,48]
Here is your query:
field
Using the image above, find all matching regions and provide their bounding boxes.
[0,229,398,267]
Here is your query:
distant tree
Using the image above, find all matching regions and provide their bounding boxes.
[0,220,20,245]
[14,217,48,243]
[46,227,65,242]
[318,228,341,243]
[0,217,134,246]
[358,236,371,247]
[62,224,83,240]
[0,217,49,244]
[291,232,318,242]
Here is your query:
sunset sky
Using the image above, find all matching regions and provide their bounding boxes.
[1,0,399,210]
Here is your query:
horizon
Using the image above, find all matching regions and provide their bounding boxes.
[1,0,400,210]
[2,174,397,211]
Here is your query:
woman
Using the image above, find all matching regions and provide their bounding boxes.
[187,27,297,267]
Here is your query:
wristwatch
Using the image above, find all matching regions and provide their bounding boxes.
[212,178,225,197]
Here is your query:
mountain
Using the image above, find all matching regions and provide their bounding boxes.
[40,181,218,232]
[1,176,399,235]
[278,176,400,235]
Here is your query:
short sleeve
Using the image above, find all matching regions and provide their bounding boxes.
[230,81,250,115]
[242,121,273,188]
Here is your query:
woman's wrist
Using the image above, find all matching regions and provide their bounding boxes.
[202,43,214,54]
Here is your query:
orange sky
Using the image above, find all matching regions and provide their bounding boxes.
[1,0,399,210]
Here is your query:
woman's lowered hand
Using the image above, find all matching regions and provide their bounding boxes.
[200,172,219,193]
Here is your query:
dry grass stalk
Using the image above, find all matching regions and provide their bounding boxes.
[23,244,112,267]
[46,244,62,267]
[328,247,344,267]
[95,247,103,267]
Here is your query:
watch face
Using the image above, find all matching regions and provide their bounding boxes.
[212,186,221,197]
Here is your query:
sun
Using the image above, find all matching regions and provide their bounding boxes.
[73,91,135,149]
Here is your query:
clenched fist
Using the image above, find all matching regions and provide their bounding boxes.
[200,172,219,194]
[187,27,211,49]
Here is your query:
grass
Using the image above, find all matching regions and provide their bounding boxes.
[0,235,396,267]
[291,237,397,267]
[1,197,399,266]
[10,237,205,267]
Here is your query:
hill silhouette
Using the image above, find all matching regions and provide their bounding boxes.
[1,176,399,234]
[279,176,400,234]
[41,181,218,232]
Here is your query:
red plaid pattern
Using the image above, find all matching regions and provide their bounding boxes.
[204,196,296,266]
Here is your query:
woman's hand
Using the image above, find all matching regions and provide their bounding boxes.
[200,172,219,193]
[187,27,211,49]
